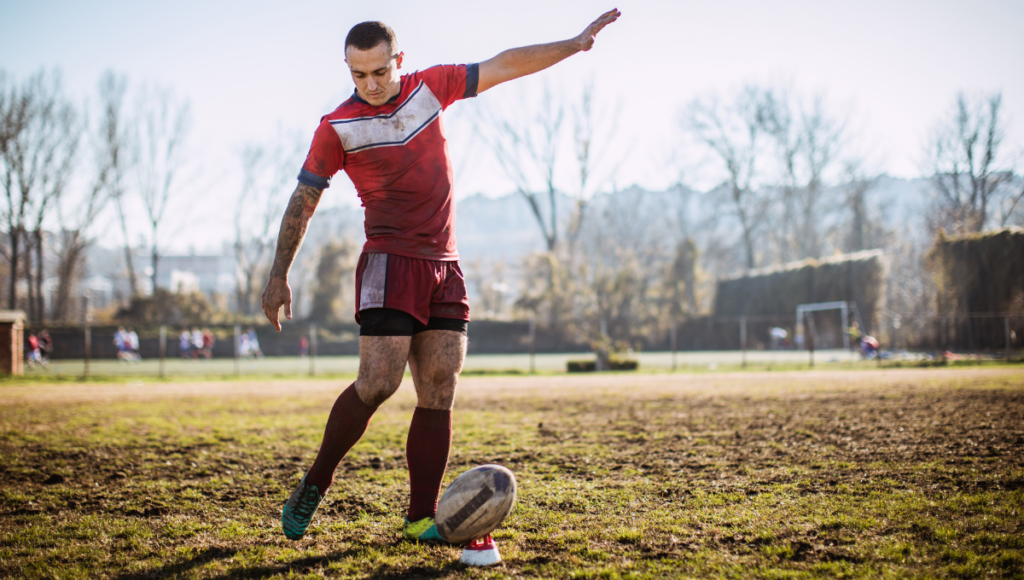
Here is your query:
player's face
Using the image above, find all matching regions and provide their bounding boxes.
[345,43,403,106]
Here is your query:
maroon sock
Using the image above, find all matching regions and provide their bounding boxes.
[406,407,453,521]
[306,384,377,494]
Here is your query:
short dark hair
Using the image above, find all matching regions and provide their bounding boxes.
[345,21,398,54]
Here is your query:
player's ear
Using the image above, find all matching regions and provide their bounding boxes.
[396,51,404,69]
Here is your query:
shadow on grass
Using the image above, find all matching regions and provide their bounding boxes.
[208,547,463,580]
[115,546,239,580]
[362,564,464,580]
[117,544,462,580]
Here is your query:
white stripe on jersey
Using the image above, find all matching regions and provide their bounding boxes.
[330,82,442,153]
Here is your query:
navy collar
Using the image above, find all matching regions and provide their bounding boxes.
[351,88,402,106]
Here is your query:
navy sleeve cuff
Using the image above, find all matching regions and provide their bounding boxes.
[463,63,479,99]
[297,168,330,189]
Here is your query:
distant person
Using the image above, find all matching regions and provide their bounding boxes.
[247,327,263,359]
[26,333,42,367]
[179,329,192,359]
[860,335,879,359]
[848,321,862,351]
[202,328,215,359]
[237,331,251,358]
[114,326,132,363]
[37,329,52,365]
[298,335,309,358]
[127,327,141,362]
[770,327,788,350]
[191,327,204,359]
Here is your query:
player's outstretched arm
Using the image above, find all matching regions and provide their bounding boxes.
[477,8,620,94]
[261,183,323,331]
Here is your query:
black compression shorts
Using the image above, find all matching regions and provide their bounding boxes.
[358,308,468,337]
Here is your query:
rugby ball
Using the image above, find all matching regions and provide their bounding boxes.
[435,464,516,544]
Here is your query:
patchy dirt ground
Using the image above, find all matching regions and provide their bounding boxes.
[1,368,1023,578]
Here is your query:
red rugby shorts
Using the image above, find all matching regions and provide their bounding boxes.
[354,253,470,325]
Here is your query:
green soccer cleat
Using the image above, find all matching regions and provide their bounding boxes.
[281,474,324,540]
[403,516,447,543]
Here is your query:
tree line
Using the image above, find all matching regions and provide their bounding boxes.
[0,68,350,326]
[473,82,1024,348]
[1,69,192,324]
[3,66,1022,343]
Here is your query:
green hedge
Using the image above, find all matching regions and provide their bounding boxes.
[567,359,639,372]
[713,250,886,333]
[929,228,1024,350]
[930,228,1024,315]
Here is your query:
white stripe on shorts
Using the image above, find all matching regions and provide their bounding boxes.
[359,253,388,310]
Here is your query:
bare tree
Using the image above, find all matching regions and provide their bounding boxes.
[993,138,1024,227]
[574,187,666,343]
[686,86,770,270]
[234,146,266,314]
[997,177,1024,227]
[479,84,564,253]
[844,171,873,253]
[838,161,891,253]
[566,81,623,247]
[762,89,847,260]
[52,72,122,323]
[132,84,191,294]
[483,82,625,338]
[0,72,34,311]
[100,73,137,297]
[25,103,78,322]
[0,69,79,320]
[654,148,720,310]
[481,81,623,252]
[234,134,302,315]
[926,92,1014,234]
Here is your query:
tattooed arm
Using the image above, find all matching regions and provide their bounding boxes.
[477,8,619,94]
[261,183,323,331]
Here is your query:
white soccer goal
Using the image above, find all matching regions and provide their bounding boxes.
[795,301,864,351]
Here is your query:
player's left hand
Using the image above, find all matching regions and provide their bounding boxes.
[576,8,621,52]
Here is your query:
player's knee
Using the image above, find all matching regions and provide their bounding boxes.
[357,384,396,408]
[362,390,392,408]
[418,385,456,410]
[355,375,402,407]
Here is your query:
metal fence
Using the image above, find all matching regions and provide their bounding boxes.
[17,311,1021,379]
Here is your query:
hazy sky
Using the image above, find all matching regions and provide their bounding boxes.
[2,0,1022,252]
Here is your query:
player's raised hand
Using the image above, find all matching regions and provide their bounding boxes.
[576,8,620,52]
[262,277,292,332]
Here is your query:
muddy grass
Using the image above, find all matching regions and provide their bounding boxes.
[1,368,1023,579]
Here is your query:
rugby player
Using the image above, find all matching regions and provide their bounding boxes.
[262,8,620,542]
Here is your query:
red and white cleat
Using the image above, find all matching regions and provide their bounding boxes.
[461,534,501,566]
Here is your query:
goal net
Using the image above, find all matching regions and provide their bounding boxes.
[795,301,864,351]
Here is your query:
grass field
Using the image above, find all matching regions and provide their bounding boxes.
[1,367,1022,578]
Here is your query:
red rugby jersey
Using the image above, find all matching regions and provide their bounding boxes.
[298,63,479,261]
